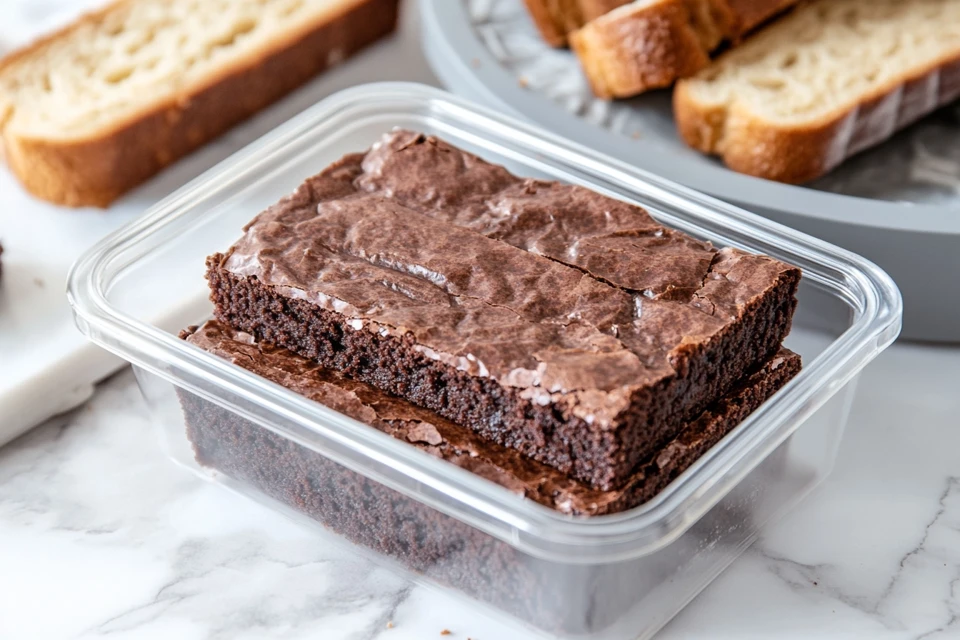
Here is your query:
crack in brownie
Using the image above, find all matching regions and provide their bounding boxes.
[182,320,801,516]
[206,131,800,490]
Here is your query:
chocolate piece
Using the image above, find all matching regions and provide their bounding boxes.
[177,321,800,634]
[182,320,800,516]
[207,131,800,490]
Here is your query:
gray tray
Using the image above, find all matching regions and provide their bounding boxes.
[420,0,960,342]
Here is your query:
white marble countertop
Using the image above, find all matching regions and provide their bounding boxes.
[3,339,958,640]
[2,2,959,639]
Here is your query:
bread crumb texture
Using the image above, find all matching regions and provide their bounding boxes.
[682,0,960,123]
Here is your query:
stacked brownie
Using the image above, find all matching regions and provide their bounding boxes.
[178,131,802,632]
[183,319,799,515]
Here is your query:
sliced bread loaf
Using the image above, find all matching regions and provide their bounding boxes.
[0,0,399,207]
[570,0,799,98]
[674,0,960,183]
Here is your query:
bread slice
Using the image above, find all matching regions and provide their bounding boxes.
[674,0,960,183]
[523,0,633,47]
[570,0,799,99]
[0,0,399,207]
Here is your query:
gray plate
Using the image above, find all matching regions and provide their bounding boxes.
[420,0,960,342]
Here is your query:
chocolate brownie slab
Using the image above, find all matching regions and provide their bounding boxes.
[178,321,800,633]
[182,320,800,516]
[207,132,799,490]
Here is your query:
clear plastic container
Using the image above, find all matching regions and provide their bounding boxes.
[68,83,902,640]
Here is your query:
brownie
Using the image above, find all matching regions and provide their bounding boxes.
[177,322,800,633]
[182,319,800,514]
[206,130,800,490]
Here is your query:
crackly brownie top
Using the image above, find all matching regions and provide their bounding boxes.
[216,130,797,423]
[185,320,798,516]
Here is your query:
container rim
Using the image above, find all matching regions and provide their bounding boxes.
[67,82,902,562]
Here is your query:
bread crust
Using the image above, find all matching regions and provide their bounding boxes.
[724,0,798,35]
[522,0,566,47]
[522,0,577,47]
[523,0,632,47]
[581,0,638,22]
[0,0,400,207]
[674,48,960,183]
[570,0,799,99]
[571,1,710,99]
